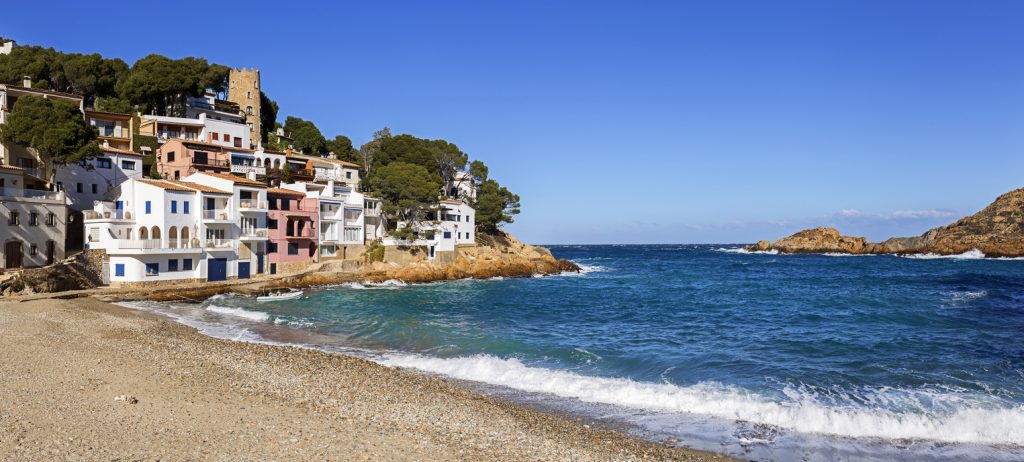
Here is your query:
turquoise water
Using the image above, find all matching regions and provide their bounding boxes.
[123,245,1024,461]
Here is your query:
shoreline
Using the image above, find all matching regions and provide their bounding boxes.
[0,295,735,461]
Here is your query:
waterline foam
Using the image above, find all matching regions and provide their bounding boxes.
[381,353,1024,446]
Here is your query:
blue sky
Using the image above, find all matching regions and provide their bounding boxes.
[6,1,1022,244]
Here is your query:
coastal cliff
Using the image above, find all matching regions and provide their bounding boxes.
[748,188,1024,257]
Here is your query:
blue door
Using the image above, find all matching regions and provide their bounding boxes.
[115,201,124,219]
[238,261,250,279]
[256,254,264,274]
[208,258,227,282]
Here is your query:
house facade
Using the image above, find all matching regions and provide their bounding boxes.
[156,139,231,180]
[184,171,269,279]
[0,81,85,188]
[55,146,143,211]
[282,180,365,259]
[0,165,67,269]
[266,188,318,273]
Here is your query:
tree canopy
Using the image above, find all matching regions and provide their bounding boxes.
[326,135,358,163]
[365,162,441,223]
[474,179,521,232]
[0,44,128,101]
[0,95,100,176]
[283,116,327,154]
[259,91,278,142]
[115,55,228,116]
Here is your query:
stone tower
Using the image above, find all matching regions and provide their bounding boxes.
[227,68,261,149]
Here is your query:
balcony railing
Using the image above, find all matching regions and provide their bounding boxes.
[364,208,381,217]
[203,209,230,220]
[117,239,163,249]
[193,158,230,168]
[84,210,133,220]
[314,171,343,181]
[240,229,268,238]
[239,199,267,209]
[286,229,316,238]
[204,238,234,250]
[0,188,63,201]
[231,164,267,175]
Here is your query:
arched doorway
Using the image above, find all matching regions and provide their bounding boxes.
[151,226,161,241]
[181,227,190,248]
[139,227,148,240]
[168,226,178,248]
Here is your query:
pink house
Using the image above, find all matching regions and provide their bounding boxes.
[266,188,319,274]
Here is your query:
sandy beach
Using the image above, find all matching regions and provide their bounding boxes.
[0,296,733,461]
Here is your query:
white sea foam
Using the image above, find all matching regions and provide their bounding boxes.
[716,247,779,255]
[822,252,876,257]
[343,279,409,290]
[900,249,987,260]
[381,353,1024,445]
[206,305,271,322]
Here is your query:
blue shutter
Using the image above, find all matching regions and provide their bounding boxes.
[114,264,125,277]
[145,201,151,214]
[171,201,177,214]
[183,258,193,271]
[183,201,190,214]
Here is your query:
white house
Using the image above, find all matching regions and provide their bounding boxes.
[55,146,143,211]
[282,180,365,259]
[183,171,269,278]
[363,196,385,242]
[141,112,250,150]
[84,179,217,283]
[383,199,476,260]
[448,171,477,202]
[0,165,68,269]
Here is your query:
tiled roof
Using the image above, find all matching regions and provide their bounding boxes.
[0,164,25,172]
[100,147,143,157]
[192,171,267,188]
[166,180,232,195]
[138,179,232,195]
[84,109,132,119]
[266,187,306,197]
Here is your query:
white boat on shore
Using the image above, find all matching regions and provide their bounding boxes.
[256,290,304,302]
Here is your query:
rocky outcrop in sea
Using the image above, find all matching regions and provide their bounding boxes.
[748,188,1024,257]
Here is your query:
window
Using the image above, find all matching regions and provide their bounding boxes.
[171,201,177,214]
[443,231,452,239]
[8,211,19,225]
[346,171,352,179]
[146,263,159,276]
[29,212,38,226]
[76,183,83,193]
[223,133,230,141]
[267,218,278,229]
[91,184,98,194]
[466,232,471,240]
[246,106,253,115]
[97,158,112,169]
[458,232,462,239]
[167,151,175,162]
[168,259,178,272]
[183,201,190,214]
[287,243,299,255]
[30,244,37,256]
[268,242,278,254]
[182,258,193,271]
[47,213,55,226]
[234,137,242,148]
[121,160,136,170]
[246,91,252,99]
[145,201,151,214]
[210,132,218,142]
[114,264,125,277]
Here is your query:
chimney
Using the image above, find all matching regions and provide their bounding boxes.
[22,76,31,88]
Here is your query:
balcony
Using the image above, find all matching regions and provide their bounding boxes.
[240,229,268,240]
[204,238,234,250]
[84,210,134,221]
[314,170,343,182]
[364,208,381,217]
[111,239,201,253]
[192,158,230,169]
[203,209,231,221]
[238,199,268,211]
[231,164,266,175]
[286,228,316,239]
[0,188,63,202]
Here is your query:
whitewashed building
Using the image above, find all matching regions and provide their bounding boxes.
[383,200,476,260]
[55,146,143,211]
[0,165,67,269]
[183,171,269,278]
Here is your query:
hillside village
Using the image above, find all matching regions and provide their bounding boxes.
[0,39,525,287]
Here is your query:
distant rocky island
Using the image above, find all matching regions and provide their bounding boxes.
[748,188,1024,257]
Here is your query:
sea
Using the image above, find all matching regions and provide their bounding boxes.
[119,245,1024,461]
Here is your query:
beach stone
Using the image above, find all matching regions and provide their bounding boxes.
[113,395,138,404]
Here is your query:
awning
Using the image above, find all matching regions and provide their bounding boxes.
[231,152,255,159]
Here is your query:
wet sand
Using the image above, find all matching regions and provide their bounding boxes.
[0,297,735,461]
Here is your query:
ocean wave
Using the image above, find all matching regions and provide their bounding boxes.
[343,279,409,290]
[206,305,271,322]
[716,247,779,255]
[821,252,876,257]
[381,353,1024,445]
[948,290,989,302]
[900,250,987,260]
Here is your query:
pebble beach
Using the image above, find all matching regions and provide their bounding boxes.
[0,296,732,461]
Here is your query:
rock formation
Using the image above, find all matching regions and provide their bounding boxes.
[746,188,1024,257]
